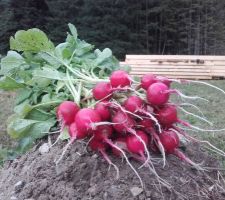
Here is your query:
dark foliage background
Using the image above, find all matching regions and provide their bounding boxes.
[1,0,225,59]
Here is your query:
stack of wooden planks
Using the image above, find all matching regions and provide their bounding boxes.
[120,55,225,80]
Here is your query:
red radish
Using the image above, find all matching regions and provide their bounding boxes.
[123,96,151,117]
[92,82,112,100]
[89,137,120,179]
[56,101,80,126]
[112,111,135,134]
[159,130,179,154]
[138,119,166,165]
[149,139,160,153]
[91,125,124,156]
[75,108,101,135]
[89,138,108,151]
[110,70,131,88]
[156,105,178,127]
[156,105,199,130]
[69,122,88,141]
[98,101,143,121]
[172,126,225,158]
[112,137,127,157]
[140,74,171,90]
[158,129,203,169]
[156,76,225,97]
[124,96,162,132]
[156,76,171,87]
[172,148,203,169]
[102,137,144,187]
[146,79,203,106]
[93,125,113,141]
[126,130,149,155]
[90,125,144,183]
[138,119,164,154]
[138,119,154,132]
[52,101,79,147]
[94,101,111,121]
[55,121,87,165]
[124,96,144,113]
[92,81,130,101]
[147,82,170,106]
[141,74,157,90]
[112,110,151,166]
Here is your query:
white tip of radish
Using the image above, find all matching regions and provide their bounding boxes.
[178,106,213,126]
[175,90,209,102]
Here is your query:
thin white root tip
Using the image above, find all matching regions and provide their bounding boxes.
[189,80,225,95]
[100,149,120,180]
[147,158,172,189]
[129,128,151,168]
[105,139,144,188]
[176,90,209,102]
[179,103,205,118]
[189,124,225,133]
[54,140,72,166]
[178,106,213,126]
[111,100,143,120]
[51,134,62,147]
[141,110,162,133]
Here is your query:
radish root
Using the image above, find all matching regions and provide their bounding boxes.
[128,128,151,169]
[105,138,144,188]
[99,149,120,180]
[178,106,213,126]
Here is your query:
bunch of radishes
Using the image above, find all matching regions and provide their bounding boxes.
[55,70,225,186]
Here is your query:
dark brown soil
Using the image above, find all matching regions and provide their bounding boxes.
[0,139,225,200]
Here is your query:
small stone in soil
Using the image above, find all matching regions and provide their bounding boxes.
[14,180,26,193]
[146,191,151,197]
[130,186,143,197]
[151,191,161,199]
[103,192,108,200]
[138,194,146,200]
[92,154,98,159]
[87,184,97,196]
[38,143,50,154]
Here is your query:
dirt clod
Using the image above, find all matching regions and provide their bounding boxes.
[14,181,26,193]
[38,143,50,154]
[130,186,143,197]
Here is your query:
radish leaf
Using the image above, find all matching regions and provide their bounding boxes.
[10,28,54,53]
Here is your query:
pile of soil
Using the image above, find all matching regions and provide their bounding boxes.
[0,140,224,200]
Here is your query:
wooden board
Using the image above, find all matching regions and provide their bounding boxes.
[125,60,215,66]
[127,65,208,69]
[129,73,212,80]
[131,68,210,73]
[130,71,210,76]
[126,55,225,61]
[120,55,225,80]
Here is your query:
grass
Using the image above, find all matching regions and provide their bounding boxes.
[172,80,225,166]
